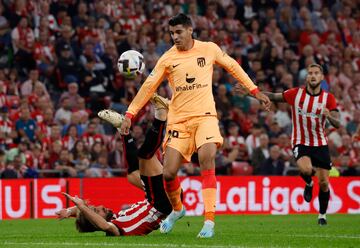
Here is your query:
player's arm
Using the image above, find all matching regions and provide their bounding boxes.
[324,94,340,128]
[263,92,286,103]
[120,57,167,134]
[55,206,78,220]
[323,109,340,128]
[211,43,271,111]
[62,193,120,236]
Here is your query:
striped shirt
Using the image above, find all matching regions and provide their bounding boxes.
[283,87,337,147]
[111,200,166,236]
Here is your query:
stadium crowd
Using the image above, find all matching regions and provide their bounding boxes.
[0,0,359,179]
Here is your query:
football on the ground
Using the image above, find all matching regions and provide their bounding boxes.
[117,50,145,78]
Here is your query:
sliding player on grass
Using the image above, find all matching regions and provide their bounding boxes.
[56,95,173,235]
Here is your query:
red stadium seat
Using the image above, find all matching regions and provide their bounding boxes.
[231,161,253,176]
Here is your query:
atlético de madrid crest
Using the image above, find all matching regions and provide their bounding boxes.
[197,57,205,67]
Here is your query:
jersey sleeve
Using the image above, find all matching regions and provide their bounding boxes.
[126,55,167,117]
[210,42,258,94]
[283,88,298,106]
[326,93,338,111]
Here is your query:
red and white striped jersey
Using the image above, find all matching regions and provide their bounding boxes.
[283,87,338,147]
[110,200,166,236]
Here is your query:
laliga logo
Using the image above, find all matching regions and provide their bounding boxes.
[313,184,343,213]
[181,178,203,216]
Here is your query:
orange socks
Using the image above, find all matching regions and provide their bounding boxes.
[201,169,217,222]
[164,176,183,211]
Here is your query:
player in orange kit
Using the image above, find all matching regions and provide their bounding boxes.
[119,13,271,238]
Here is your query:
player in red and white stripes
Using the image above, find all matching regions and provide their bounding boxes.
[265,63,340,225]
[57,95,173,236]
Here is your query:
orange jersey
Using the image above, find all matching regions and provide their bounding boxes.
[127,40,258,124]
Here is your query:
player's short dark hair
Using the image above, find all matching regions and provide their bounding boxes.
[168,13,192,27]
[307,63,323,73]
[75,206,113,233]
[76,211,98,232]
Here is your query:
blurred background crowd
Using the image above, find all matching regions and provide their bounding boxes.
[0,0,359,179]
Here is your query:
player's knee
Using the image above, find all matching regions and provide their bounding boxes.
[198,154,216,168]
[163,169,177,181]
[299,166,313,176]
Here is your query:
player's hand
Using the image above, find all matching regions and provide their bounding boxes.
[120,117,131,135]
[322,108,330,117]
[55,209,71,220]
[62,192,85,207]
[255,92,271,111]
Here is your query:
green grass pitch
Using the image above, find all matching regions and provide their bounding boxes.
[0,215,359,248]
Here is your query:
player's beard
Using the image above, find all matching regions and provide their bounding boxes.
[308,81,321,90]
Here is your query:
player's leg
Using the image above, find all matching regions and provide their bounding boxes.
[316,167,330,225]
[293,145,315,202]
[195,116,223,238]
[160,123,194,233]
[197,143,217,238]
[98,109,142,189]
[135,95,173,216]
[313,145,332,225]
[159,147,186,233]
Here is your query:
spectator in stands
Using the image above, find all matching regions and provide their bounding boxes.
[5,139,28,165]
[86,151,112,178]
[0,106,17,149]
[20,69,48,97]
[57,45,81,87]
[11,17,35,74]
[267,121,283,145]
[71,140,90,178]
[245,124,262,156]
[62,124,79,151]
[346,109,360,136]
[15,106,37,142]
[54,96,72,126]
[33,30,57,77]
[54,149,77,177]
[82,121,103,148]
[274,101,291,132]
[251,133,270,175]
[215,84,232,119]
[260,145,285,175]
[59,81,82,110]
[55,25,80,58]
[108,138,126,176]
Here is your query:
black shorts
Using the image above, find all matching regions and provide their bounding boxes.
[293,145,332,170]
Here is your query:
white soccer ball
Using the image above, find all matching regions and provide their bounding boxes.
[117,50,145,78]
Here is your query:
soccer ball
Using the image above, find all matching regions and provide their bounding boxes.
[117,50,145,78]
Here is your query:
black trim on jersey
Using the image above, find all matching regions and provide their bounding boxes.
[305,87,322,96]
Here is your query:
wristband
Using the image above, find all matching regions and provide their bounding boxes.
[66,208,72,216]
[125,112,133,120]
[250,87,260,95]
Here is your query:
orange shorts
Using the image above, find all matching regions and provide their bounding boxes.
[163,116,223,162]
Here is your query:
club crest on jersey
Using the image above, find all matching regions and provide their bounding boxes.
[197,57,205,67]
